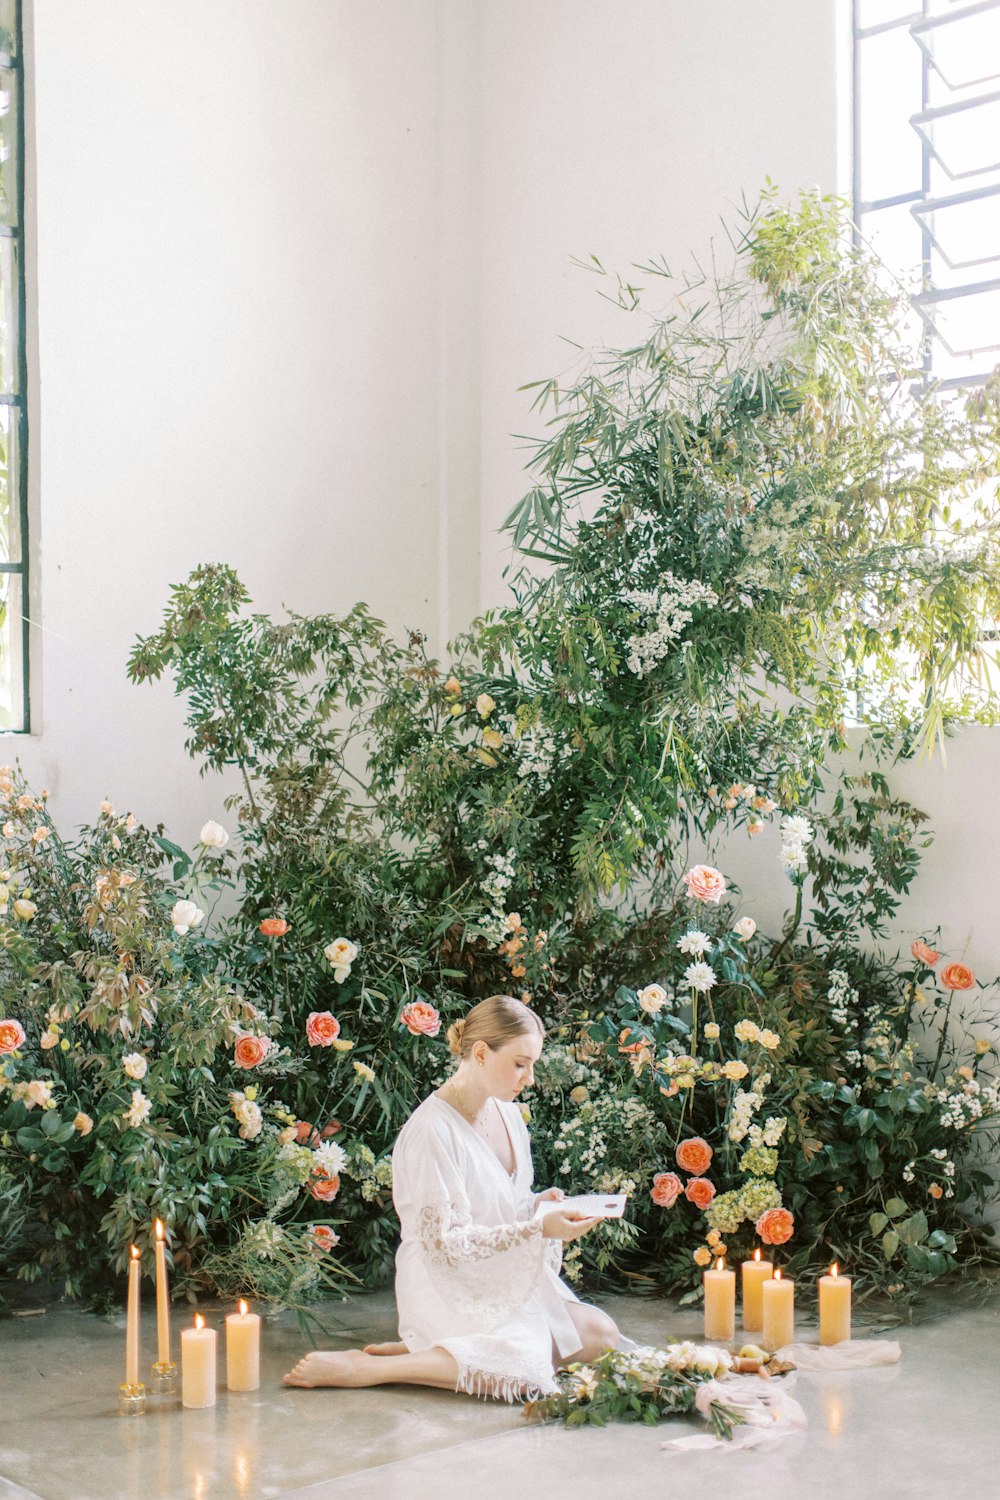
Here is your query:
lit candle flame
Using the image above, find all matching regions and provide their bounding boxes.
[774,1267,783,1281]
[129,1244,139,1260]
[194,1313,205,1330]
[830,1262,839,1279]
[715,1257,724,1271]
[239,1299,248,1316]
[753,1247,761,1262]
[154,1218,164,1241]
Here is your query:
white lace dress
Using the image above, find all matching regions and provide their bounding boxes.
[391,1092,582,1401]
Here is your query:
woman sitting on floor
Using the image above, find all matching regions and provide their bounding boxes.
[284,994,619,1399]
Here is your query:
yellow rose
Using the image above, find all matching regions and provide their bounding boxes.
[704,1022,720,1041]
[331,1038,355,1051]
[693,1247,712,1267]
[73,1112,94,1136]
[476,694,496,718]
[722,1059,749,1082]
[974,1039,990,1056]
[353,1061,375,1083]
[758,1029,780,1051]
[569,1085,589,1105]
[482,728,504,750]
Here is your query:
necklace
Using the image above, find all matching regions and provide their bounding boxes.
[443,1075,486,1125]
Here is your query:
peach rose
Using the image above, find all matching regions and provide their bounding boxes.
[682,865,727,904]
[684,1177,716,1209]
[306,1011,342,1047]
[295,1120,318,1146]
[308,1171,341,1203]
[233,1033,270,1069]
[928,1182,943,1200]
[650,1172,683,1208]
[910,939,939,967]
[259,917,290,937]
[313,1225,340,1252]
[940,963,975,991]
[755,1207,794,1245]
[401,1001,441,1037]
[676,1136,714,1175]
[0,1018,26,1054]
[320,1118,343,1137]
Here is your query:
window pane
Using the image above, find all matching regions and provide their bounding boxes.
[916,5,1000,92]
[0,235,18,393]
[858,25,924,203]
[917,92,1000,179]
[917,185,1000,267]
[858,1,919,27]
[0,404,19,563]
[921,284,1000,357]
[0,1,15,58]
[0,567,23,731]
[860,202,925,284]
[0,67,17,227]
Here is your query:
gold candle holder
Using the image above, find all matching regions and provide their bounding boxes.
[150,1359,178,1395]
[118,1380,146,1416]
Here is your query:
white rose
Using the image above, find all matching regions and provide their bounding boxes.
[39,1029,59,1050]
[333,965,351,984]
[26,1079,54,1109]
[13,898,37,921]
[122,1052,147,1081]
[324,938,358,969]
[637,983,667,1014]
[99,800,115,816]
[198,820,229,850]
[170,899,204,935]
[733,916,757,941]
[123,1090,152,1129]
[476,693,496,718]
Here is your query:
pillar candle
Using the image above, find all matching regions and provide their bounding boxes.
[740,1248,773,1332]
[181,1315,217,1408]
[153,1220,171,1365]
[761,1268,795,1351]
[818,1263,852,1346]
[226,1300,261,1392]
[125,1245,141,1385]
[703,1258,735,1341]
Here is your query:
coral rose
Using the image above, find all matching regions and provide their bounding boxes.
[676,1136,714,1175]
[320,1118,343,1137]
[295,1120,318,1146]
[910,939,939,967]
[233,1033,270,1069]
[0,1018,26,1054]
[682,865,727,904]
[650,1172,683,1208]
[306,1011,342,1047]
[308,1171,341,1203]
[756,1207,794,1245]
[940,963,975,991]
[259,917,290,937]
[313,1225,340,1252]
[401,1001,441,1037]
[684,1177,717,1209]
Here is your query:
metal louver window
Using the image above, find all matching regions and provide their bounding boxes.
[854,0,1000,390]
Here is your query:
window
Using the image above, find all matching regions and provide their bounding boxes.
[853,0,1000,390]
[0,0,26,731]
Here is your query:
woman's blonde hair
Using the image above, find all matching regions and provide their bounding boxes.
[446,995,544,1059]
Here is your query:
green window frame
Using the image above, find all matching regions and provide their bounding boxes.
[0,0,27,732]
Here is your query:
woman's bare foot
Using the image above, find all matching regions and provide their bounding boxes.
[363,1340,408,1356]
[283,1349,378,1388]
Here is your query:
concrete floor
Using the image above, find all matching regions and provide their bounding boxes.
[1,1286,998,1500]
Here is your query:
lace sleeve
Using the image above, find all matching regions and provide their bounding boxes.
[415,1200,547,1323]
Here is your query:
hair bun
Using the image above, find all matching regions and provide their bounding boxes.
[446,1018,466,1057]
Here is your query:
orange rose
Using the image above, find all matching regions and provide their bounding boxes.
[295,1120,318,1146]
[910,939,939,967]
[684,1177,716,1209]
[682,864,727,904]
[676,1136,713,1175]
[259,917,290,937]
[313,1225,340,1252]
[233,1033,270,1069]
[306,1010,342,1047]
[928,1183,943,1200]
[940,963,975,991]
[320,1119,342,1137]
[756,1207,794,1245]
[0,1018,26,1055]
[308,1171,341,1203]
[650,1172,683,1208]
[401,1001,441,1037]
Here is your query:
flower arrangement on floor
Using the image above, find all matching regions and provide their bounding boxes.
[523,1342,746,1434]
[2,189,1000,1314]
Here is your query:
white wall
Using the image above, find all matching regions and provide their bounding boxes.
[11,0,1000,987]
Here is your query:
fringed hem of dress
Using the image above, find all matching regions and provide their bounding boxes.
[453,1361,558,1404]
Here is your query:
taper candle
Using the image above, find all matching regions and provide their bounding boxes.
[153,1220,171,1365]
[125,1245,141,1386]
[181,1314,217,1408]
[226,1300,261,1392]
[761,1267,795,1351]
[818,1263,852,1345]
[740,1247,773,1332]
[703,1257,735,1341]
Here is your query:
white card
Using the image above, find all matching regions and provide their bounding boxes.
[534,1193,628,1219]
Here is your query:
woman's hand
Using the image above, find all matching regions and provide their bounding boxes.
[541,1209,601,1242]
[535,1187,566,1205]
